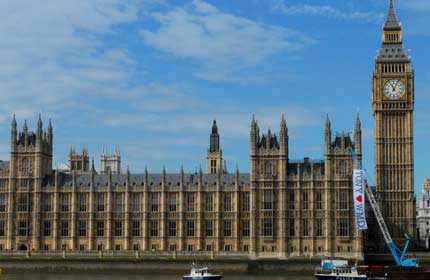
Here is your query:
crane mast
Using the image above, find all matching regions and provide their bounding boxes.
[349,148,416,267]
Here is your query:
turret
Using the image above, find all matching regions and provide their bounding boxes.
[325,114,331,155]
[47,119,53,147]
[23,120,28,146]
[11,115,17,150]
[354,114,362,156]
[36,114,43,141]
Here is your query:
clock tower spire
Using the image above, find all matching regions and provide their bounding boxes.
[371,0,415,251]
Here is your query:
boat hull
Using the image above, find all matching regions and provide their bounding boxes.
[315,276,368,280]
[182,276,222,280]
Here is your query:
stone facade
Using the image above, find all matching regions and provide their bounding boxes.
[417,178,430,249]
[100,147,121,175]
[0,114,362,258]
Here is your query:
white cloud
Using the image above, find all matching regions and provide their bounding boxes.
[140,0,314,81]
[0,0,145,123]
[270,0,384,23]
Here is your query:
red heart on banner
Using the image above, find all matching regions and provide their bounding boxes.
[356,195,363,203]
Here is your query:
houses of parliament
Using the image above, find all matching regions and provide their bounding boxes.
[0,0,415,258]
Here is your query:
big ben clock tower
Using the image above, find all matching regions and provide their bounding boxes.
[372,0,415,247]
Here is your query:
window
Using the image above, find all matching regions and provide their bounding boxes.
[42,193,51,212]
[79,244,85,251]
[187,220,195,237]
[169,244,176,251]
[289,192,295,210]
[22,158,30,175]
[224,245,232,252]
[168,220,177,237]
[206,244,213,251]
[168,193,177,212]
[205,193,213,212]
[316,191,323,210]
[151,244,157,251]
[211,159,216,174]
[96,220,105,237]
[316,219,323,237]
[151,193,159,212]
[17,193,29,212]
[97,244,103,251]
[302,191,309,210]
[187,244,194,251]
[115,244,121,251]
[264,161,272,176]
[0,220,5,236]
[132,220,140,237]
[61,193,70,212]
[262,219,273,236]
[60,220,69,237]
[187,193,195,212]
[79,220,87,237]
[96,193,105,212]
[289,219,295,236]
[0,194,7,212]
[223,220,231,237]
[114,220,122,237]
[241,193,250,212]
[150,220,159,237]
[18,220,28,236]
[302,219,309,237]
[242,220,250,237]
[206,220,213,237]
[262,190,273,210]
[79,193,87,212]
[337,218,350,237]
[132,193,141,212]
[43,220,51,237]
[338,190,349,210]
[114,193,123,212]
[133,244,139,251]
[223,193,231,212]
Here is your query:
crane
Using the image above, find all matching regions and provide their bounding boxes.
[349,147,417,267]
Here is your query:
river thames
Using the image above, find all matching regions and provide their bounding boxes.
[0,273,314,280]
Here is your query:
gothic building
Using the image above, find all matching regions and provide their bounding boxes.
[417,178,430,249]
[0,1,414,258]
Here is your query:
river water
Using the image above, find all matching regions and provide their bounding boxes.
[0,273,313,280]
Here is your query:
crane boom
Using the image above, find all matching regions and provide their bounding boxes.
[349,148,416,267]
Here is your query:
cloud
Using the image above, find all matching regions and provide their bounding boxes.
[0,0,146,123]
[270,0,384,23]
[140,0,314,82]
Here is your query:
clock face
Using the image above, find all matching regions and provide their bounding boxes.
[383,79,405,100]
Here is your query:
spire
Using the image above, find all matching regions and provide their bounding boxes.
[23,119,28,132]
[355,113,361,131]
[325,114,331,131]
[209,119,220,152]
[91,157,95,172]
[37,114,43,129]
[12,114,17,129]
[384,0,401,30]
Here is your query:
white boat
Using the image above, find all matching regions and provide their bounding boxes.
[182,264,222,280]
[314,259,369,280]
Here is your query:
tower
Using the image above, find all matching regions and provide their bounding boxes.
[207,120,223,174]
[249,115,288,256]
[8,115,53,250]
[100,146,121,175]
[69,147,89,174]
[372,0,415,246]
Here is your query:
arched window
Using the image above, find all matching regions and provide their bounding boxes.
[22,158,29,175]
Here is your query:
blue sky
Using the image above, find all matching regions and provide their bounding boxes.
[0,0,429,194]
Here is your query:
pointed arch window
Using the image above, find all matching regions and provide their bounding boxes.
[22,158,29,175]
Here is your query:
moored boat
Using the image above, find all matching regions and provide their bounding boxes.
[314,259,370,280]
[182,264,222,280]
